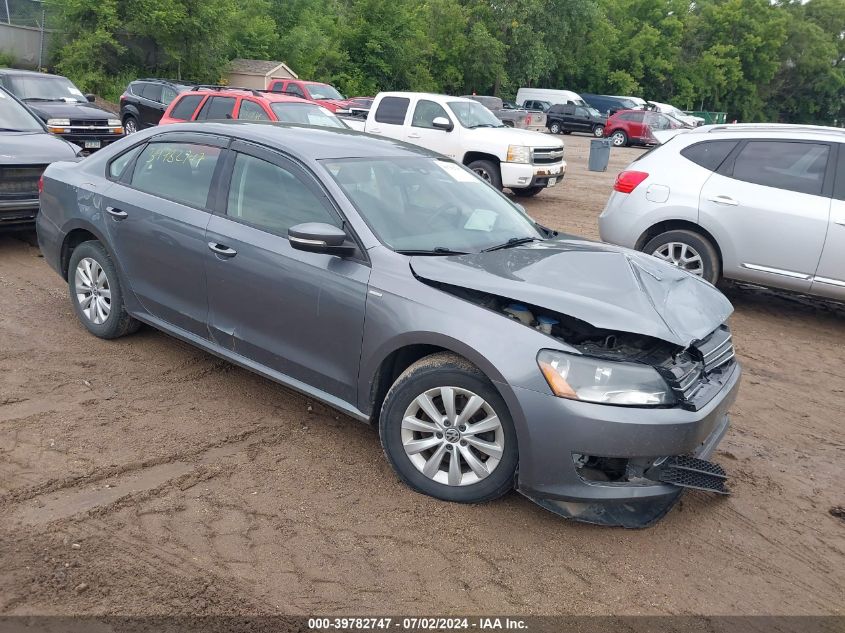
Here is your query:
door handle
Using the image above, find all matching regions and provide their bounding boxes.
[208,242,237,257]
[707,195,738,206]
[105,206,128,219]
[407,133,421,139]
[369,128,381,134]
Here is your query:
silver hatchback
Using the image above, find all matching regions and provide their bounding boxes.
[599,124,845,301]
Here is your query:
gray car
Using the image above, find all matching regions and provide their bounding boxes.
[37,122,741,527]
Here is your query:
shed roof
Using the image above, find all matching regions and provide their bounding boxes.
[228,59,298,78]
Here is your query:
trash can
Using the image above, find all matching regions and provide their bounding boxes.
[588,138,611,172]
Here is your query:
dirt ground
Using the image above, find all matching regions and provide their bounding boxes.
[0,134,843,618]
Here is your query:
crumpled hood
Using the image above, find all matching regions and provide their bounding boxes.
[27,102,115,121]
[410,238,733,348]
[0,131,79,164]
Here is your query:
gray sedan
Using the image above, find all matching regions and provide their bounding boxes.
[37,122,741,527]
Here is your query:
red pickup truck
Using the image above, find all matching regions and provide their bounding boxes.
[266,79,356,113]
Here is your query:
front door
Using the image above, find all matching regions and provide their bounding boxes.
[699,139,833,292]
[103,133,227,336]
[204,141,370,403]
[811,148,845,300]
[408,98,459,159]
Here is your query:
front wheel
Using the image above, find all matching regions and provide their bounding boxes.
[466,159,503,191]
[593,125,605,137]
[512,185,544,198]
[610,130,628,147]
[379,353,518,504]
[643,229,721,284]
[549,121,562,134]
[123,115,138,134]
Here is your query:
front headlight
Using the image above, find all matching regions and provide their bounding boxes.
[107,118,121,127]
[537,350,676,407]
[47,118,70,127]
[506,144,530,164]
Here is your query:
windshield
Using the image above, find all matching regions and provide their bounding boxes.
[0,89,45,131]
[6,75,87,103]
[322,157,542,252]
[447,101,504,128]
[307,84,344,100]
[270,103,346,128]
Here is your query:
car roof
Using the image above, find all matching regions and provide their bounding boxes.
[150,121,436,161]
[180,87,306,103]
[378,91,475,103]
[0,68,64,79]
[134,78,194,86]
[685,123,845,143]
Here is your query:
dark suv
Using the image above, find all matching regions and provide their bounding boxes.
[119,78,194,133]
[0,68,123,153]
[546,103,606,137]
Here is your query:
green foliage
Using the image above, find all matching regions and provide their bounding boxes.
[46,0,845,124]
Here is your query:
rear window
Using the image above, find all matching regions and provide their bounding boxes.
[680,140,738,171]
[374,97,409,125]
[169,94,203,120]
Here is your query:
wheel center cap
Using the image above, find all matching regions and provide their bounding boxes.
[444,428,461,443]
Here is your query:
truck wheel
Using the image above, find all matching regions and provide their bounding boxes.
[512,186,544,198]
[549,121,562,134]
[467,160,503,191]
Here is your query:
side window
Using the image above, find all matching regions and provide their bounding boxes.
[226,153,340,236]
[268,80,283,92]
[169,94,204,120]
[161,86,178,105]
[731,141,830,196]
[681,141,738,172]
[285,83,306,98]
[575,106,588,117]
[238,100,270,121]
[108,144,144,180]
[130,142,221,208]
[141,83,163,103]
[196,96,236,120]
[374,96,410,125]
[835,145,845,202]
[411,99,449,129]
[563,105,576,115]
[128,82,143,97]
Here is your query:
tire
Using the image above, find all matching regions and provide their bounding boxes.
[68,240,141,339]
[467,159,503,191]
[610,130,628,147]
[503,121,514,128]
[643,229,721,284]
[512,185,544,198]
[593,124,605,137]
[549,121,562,134]
[379,352,518,504]
[123,115,138,134]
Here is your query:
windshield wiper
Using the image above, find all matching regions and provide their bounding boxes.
[21,97,64,102]
[396,247,470,256]
[481,236,543,252]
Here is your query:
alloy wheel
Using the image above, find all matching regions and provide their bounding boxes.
[611,132,626,146]
[594,126,605,137]
[75,257,112,324]
[652,242,704,276]
[401,386,504,487]
[124,118,137,134]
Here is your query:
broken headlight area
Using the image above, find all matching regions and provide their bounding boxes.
[573,454,729,494]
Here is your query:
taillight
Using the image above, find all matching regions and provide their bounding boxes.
[614,170,648,193]
[38,174,44,194]
[526,115,532,125]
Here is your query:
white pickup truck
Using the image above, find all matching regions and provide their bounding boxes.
[342,92,566,197]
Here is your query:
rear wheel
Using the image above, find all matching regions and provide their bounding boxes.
[467,159,503,191]
[123,115,138,134]
[379,353,518,504]
[68,241,140,339]
[643,229,721,284]
[610,130,628,147]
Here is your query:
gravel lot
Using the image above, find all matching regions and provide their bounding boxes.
[0,134,843,617]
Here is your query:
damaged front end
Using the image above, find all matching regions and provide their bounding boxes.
[409,241,740,527]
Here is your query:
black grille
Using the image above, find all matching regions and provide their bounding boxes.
[0,165,46,196]
[653,456,729,494]
[69,119,109,127]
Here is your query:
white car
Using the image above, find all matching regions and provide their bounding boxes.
[599,124,845,302]
[648,101,705,127]
[360,92,565,197]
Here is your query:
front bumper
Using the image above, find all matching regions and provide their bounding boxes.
[507,363,741,527]
[0,198,39,226]
[501,161,566,189]
[56,132,122,154]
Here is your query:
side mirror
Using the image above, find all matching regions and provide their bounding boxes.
[289,222,354,257]
[432,116,453,131]
[85,94,96,102]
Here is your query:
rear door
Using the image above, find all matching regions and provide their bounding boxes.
[367,95,411,140]
[699,139,834,291]
[811,144,845,299]
[204,141,370,403]
[195,96,236,121]
[138,82,164,128]
[103,132,228,336]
